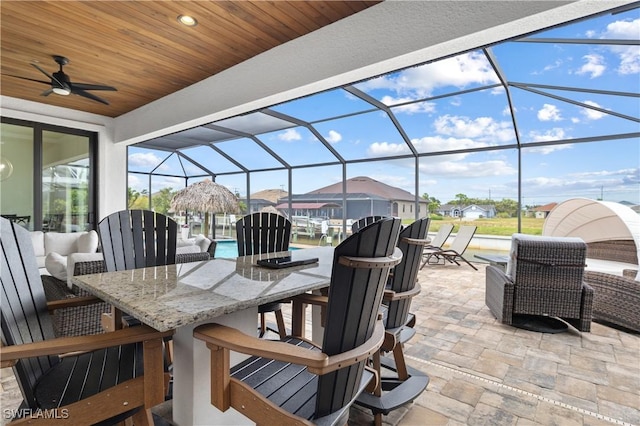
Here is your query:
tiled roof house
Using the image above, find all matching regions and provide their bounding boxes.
[278,176,428,220]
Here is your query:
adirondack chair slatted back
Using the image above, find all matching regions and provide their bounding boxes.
[99,210,177,272]
[317,217,402,416]
[351,215,387,234]
[1,217,59,407]
[236,212,291,256]
[386,218,430,329]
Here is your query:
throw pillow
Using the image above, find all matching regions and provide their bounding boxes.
[45,252,68,281]
[77,230,99,253]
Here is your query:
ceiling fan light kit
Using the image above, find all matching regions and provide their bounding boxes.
[7,55,116,105]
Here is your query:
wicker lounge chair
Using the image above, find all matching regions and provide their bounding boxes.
[485,233,593,332]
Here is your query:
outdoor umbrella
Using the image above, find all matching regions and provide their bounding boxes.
[260,205,280,215]
[170,179,239,238]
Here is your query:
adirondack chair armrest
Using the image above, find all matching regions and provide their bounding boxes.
[310,320,385,375]
[402,237,432,247]
[290,293,328,307]
[338,249,403,269]
[0,325,173,363]
[194,320,385,375]
[46,295,103,313]
[383,284,421,301]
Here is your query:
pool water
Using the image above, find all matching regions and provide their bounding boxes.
[214,240,300,258]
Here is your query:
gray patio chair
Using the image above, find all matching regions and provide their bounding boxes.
[485,233,593,332]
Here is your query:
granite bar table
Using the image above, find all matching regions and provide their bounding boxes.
[71,246,334,426]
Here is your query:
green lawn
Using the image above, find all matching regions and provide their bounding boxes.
[422,216,544,236]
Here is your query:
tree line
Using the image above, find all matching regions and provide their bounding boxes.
[422,192,520,218]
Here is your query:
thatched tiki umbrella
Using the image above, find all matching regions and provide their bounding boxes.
[170,179,239,238]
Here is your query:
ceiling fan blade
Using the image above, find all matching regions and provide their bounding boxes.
[41,89,54,97]
[71,82,117,91]
[74,88,109,105]
[31,63,65,88]
[5,74,51,85]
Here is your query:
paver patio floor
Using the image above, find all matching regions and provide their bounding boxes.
[2,261,638,425]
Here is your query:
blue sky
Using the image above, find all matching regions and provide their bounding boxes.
[129,7,639,206]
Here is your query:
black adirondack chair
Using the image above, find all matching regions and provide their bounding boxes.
[235,212,292,338]
[194,217,403,425]
[356,218,431,425]
[0,217,173,425]
[99,209,178,272]
[351,215,388,234]
[97,209,212,331]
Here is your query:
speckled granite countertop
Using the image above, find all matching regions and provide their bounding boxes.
[71,247,334,332]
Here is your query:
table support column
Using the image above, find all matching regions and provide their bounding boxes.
[172,307,258,426]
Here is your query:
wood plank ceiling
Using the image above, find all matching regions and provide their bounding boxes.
[1,1,379,118]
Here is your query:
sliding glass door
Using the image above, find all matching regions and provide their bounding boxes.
[0,118,97,232]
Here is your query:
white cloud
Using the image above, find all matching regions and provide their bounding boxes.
[359,51,499,100]
[576,54,606,78]
[433,115,515,143]
[580,100,607,120]
[570,167,639,180]
[526,144,573,155]
[385,96,436,114]
[537,104,563,122]
[597,18,639,75]
[367,135,487,160]
[528,128,569,143]
[571,117,581,124]
[129,152,161,167]
[325,130,342,144]
[129,152,169,171]
[524,167,640,200]
[278,128,301,141]
[418,158,517,178]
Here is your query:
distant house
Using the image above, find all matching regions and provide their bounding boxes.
[532,202,558,219]
[437,204,496,219]
[276,176,428,220]
[240,189,288,214]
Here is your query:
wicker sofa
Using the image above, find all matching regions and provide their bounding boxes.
[43,249,215,337]
[583,269,639,332]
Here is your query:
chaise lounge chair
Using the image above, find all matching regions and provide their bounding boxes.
[422,225,477,270]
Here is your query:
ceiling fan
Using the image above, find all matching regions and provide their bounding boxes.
[7,55,117,105]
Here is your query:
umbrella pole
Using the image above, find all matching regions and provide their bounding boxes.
[204,212,209,239]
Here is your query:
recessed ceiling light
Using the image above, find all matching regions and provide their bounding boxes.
[177,15,197,27]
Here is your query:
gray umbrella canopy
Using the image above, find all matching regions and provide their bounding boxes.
[170,179,239,237]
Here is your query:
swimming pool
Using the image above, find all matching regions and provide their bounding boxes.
[214,240,300,258]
